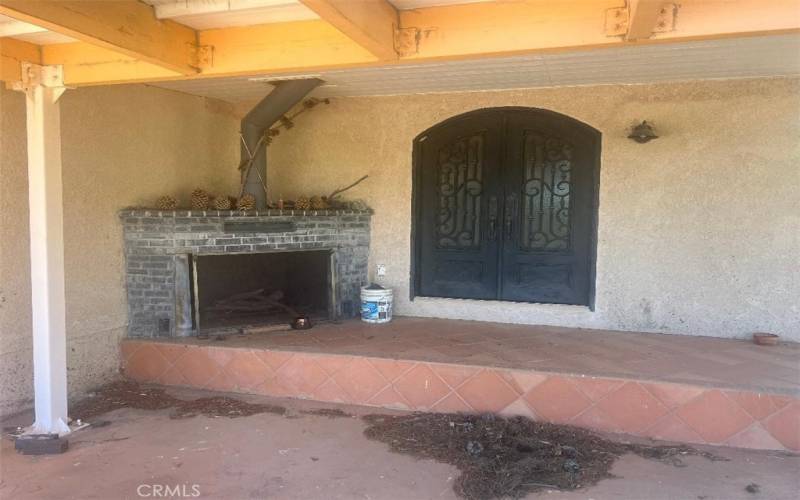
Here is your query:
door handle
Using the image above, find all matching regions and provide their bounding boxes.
[505,195,516,240]
[488,196,498,241]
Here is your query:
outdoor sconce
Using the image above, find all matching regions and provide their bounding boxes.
[628,121,658,143]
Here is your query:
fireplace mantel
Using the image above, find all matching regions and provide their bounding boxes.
[120,209,371,337]
[120,208,374,218]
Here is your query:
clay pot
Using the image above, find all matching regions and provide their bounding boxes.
[753,332,779,346]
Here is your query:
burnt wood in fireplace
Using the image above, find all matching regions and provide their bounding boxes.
[193,250,332,332]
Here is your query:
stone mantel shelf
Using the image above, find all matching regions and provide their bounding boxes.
[119,208,374,218]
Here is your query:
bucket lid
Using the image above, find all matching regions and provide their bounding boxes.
[365,283,385,290]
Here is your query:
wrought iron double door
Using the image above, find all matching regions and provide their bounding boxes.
[414,108,599,305]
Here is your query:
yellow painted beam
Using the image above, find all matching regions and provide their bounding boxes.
[298,0,398,60]
[400,0,617,61]
[626,0,667,40]
[662,0,800,39]
[198,20,377,77]
[37,0,800,86]
[400,0,800,61]
[41,43,179,87]
[44,19,377,85]
[0,37,40,83]
[0,0,198,75]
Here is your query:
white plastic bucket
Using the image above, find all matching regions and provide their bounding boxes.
[360,286,393,324]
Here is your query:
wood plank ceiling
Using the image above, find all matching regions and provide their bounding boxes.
[150,34,800,105]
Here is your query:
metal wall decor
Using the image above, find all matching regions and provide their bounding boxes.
[521,132,573,252]
[435,134,485,249]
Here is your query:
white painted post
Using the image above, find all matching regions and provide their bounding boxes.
[13,63,70,436]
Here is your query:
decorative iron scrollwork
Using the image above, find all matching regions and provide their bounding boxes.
[520,132,573,251]
[436,134,484,249]
[487,196,498,241]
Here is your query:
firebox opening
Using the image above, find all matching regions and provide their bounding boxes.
[193,250,332,332]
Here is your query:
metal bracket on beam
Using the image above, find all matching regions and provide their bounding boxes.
[394,25,423,57]
[12,62,66,100]
[192,43,215,70]
[605,8,630,37]
[605,4,676,38]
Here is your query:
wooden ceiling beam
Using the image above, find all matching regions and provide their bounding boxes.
[0,0,199,75]
[40,42,180,87]
[0,37,40,84]
[298,0,399,60]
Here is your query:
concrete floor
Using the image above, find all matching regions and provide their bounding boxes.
[2,388,798,500]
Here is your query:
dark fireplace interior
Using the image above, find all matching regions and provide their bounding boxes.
[193,250,332,332]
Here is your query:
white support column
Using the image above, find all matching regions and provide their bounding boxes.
[13,63,70,436]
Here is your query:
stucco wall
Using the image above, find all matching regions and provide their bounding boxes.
[268,77,800,341]
[0,85,239,416]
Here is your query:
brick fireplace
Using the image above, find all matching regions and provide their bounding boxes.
[120,209,371,337]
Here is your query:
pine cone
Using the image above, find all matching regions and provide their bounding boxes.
[294,196,310,210]
[348,199,369,211]
[155,195,177,210]
[238,193,256,211]
[191,189,211,210]
[310,195,328,210]
[213,196,232,210]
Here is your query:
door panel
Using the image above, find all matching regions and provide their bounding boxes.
[414,108,598,306]
[417,113,503,300]
[499,111,597,305]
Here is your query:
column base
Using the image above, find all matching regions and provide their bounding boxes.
[14,434,69,455]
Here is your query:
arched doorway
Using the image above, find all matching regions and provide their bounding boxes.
[411,107,600,306]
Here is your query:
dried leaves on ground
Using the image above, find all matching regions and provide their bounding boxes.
[70,381,179,420]
[363,412,722,500]
[169,396,286,419]
[300,408,352,419]
[70,381,285,421]
[73,382,723,500]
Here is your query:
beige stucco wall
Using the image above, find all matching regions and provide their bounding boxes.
[0,85,239,416]
[268,77,800,342]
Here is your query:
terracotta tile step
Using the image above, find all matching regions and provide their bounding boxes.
[121,339,800,453]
